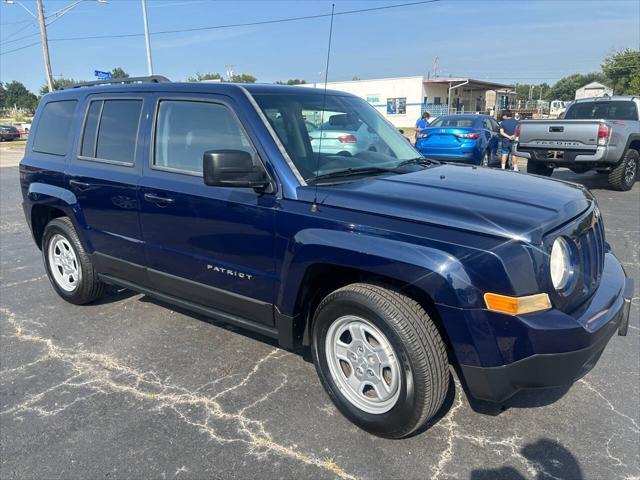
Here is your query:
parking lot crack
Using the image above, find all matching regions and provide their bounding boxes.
[0,308,357,480]
[578,379,639,433]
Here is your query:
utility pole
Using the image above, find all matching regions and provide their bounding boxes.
[431,56,439,79]
[36,0,54,92]
[141,0,153,75]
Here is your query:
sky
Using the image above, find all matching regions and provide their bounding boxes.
[1,0,639,93]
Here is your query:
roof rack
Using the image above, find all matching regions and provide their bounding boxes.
[65,75,171,89]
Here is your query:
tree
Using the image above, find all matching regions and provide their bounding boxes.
[187,72,224,82]
[602,49,640,95]
[110,67,129,79]
[0,82,6,108]
[514,83,550,101]
[352,76,361,81]
[188,72,256,83]
[230,73,256,83]
[3,81,38,111]
[39,77,83,95]
[275,79,307,85]
[544,73,606,101]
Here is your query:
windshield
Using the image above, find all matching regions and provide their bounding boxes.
[429,117,475,128]
[252,92,420,182]
[565,101,638,120]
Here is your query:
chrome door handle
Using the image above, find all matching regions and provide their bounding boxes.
[144,193,175,205]
[69,179,91,191]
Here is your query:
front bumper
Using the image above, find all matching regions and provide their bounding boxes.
[452,254,633,403]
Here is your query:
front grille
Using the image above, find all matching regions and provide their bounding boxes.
[547,206,606,313]
[576,214,605,298]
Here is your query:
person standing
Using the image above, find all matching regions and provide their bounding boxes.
[415,111,431,144]
[499,110,520,171]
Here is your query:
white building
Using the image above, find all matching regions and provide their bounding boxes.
[305,76,514,127]
[575,81,613,100]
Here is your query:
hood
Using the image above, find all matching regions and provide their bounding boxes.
[299,164,592,243]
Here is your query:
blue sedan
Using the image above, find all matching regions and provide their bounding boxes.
[415,114,500,165]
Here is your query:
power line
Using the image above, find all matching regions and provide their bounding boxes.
[1,0,441,48]
[0,41,41,55]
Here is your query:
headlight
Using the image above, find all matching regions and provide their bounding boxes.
[550,237,573,291]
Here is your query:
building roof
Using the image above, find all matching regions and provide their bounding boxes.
[424,77,514,90]
[578,81,610,89]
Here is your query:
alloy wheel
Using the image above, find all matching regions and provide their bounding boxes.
[325,315,401,414]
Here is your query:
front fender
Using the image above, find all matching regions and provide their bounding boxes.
[277,228,483,315]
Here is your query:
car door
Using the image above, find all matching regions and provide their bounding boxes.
[486,117,500,155]
[66,94,148,285]
[139,94,277,327]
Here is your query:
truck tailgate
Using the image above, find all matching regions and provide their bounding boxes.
[519,120,601,150]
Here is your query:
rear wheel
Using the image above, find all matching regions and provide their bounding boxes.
[42,217,106,304]
[311,283,449,438]
[608,149,638,191]
[527,160,554,177]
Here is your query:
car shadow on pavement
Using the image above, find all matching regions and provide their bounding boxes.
[91,286,139,305]
[470,438,584,480]
[135,293,281,348]
[549,169,619,191]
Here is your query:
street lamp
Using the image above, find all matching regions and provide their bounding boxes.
[3,0,107,93]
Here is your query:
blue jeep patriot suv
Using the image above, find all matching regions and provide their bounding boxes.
[20,77,633,438]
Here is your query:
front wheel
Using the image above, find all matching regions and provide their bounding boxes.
[311,283,449,438]
[42,217,106,304]
[608,149,638,191]
[526,160,554,176]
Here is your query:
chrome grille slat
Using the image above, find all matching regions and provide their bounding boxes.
[576,215,604,295]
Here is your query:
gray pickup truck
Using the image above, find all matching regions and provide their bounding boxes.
[515,96,640,190]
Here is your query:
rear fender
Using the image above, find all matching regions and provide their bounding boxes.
[26,182,92,252]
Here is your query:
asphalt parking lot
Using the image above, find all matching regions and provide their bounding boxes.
[1,146,638,480]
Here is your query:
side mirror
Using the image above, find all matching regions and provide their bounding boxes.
[203,150,270,191]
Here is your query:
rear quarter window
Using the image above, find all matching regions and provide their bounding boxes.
[32,100,78,156]
[80,99,143,165]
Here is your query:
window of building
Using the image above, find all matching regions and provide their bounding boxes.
[434,97,441,105]
[32,100,78,156]
[80,99,142,164]
[154,100,255,174]
[386,97,406,115]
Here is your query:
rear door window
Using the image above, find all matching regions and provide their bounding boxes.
[32,100,78,156]
[80,99,143,164]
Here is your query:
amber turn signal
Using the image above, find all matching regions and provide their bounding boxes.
[484,292,552,315]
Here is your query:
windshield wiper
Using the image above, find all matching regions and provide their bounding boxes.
[396,157,440,168]
[307,166,398,184]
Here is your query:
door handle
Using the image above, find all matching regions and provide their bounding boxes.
[144,193,175,205]
[69,179,91,191]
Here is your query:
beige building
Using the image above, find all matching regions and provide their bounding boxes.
[575,81,613,99]
[305,76,514,127]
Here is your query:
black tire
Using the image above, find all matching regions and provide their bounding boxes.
[42,217,106,305]
[526,160,554,176]
[311,283,449,438]
[608,149,638,191]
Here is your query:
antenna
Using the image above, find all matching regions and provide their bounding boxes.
[431,56,439,79]
[311,3,335,213]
